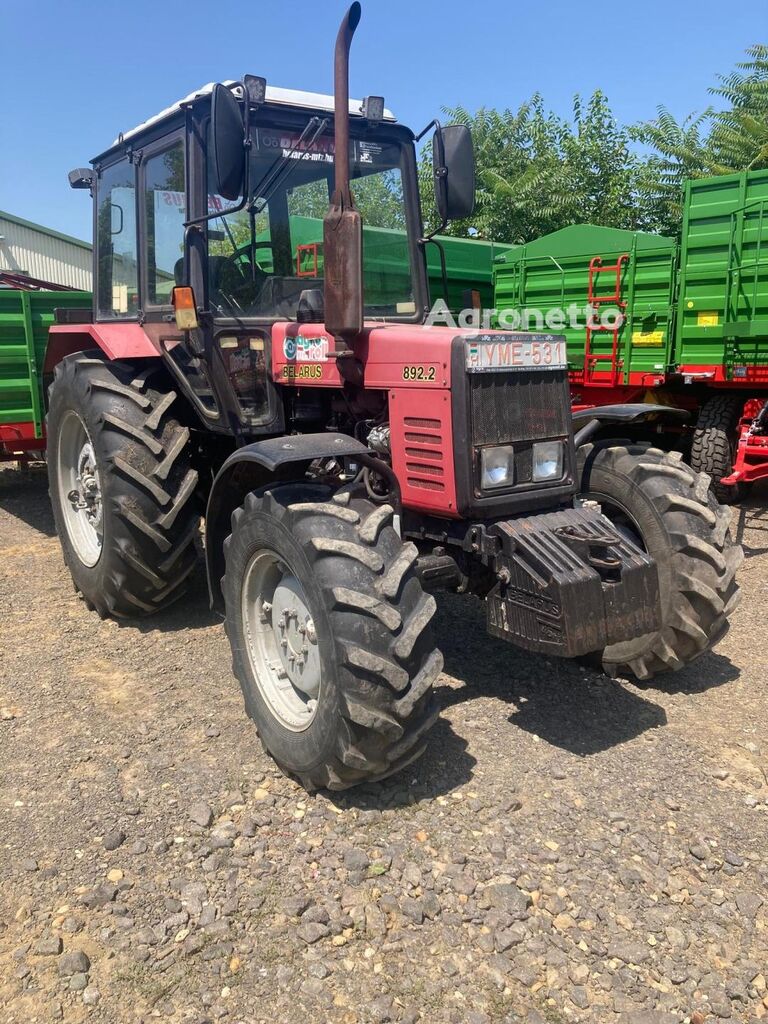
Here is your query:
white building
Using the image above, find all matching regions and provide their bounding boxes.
[0,209,92,290]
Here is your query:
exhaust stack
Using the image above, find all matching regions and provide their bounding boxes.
[323,2,363,358]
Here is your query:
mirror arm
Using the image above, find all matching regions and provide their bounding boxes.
[415,118,440,142]
[184,84,251,229]
[419,234,450,306]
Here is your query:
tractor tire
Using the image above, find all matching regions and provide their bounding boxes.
[47,352,201,618]
[222,483,442,791]
[578,442,742,681]
[690,394,747,503]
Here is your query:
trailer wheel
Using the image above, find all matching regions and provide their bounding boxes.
[222,484,442,791]
[47,352,200,618]
[578,442,742,680]
[690,394,747,503]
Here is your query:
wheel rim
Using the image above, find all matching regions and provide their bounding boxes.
[241,549,322,732]
[57,410,103,567]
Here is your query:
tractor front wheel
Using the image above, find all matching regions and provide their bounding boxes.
[222,484,442,791]
[578,442,742,680]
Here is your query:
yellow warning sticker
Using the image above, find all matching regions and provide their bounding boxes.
[697,311,719,327]
[631,330,665,347]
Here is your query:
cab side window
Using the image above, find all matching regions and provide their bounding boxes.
[144,142,186,306]
[96,158,138,319]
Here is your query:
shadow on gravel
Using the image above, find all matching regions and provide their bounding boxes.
[632,650,740,696]
[330,716,477,810]
[433,593,672,757]
[0,465,56,537]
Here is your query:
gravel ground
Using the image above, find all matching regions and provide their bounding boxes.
[1,464,767,1024]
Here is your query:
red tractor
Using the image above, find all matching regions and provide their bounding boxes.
[45,5,741,790]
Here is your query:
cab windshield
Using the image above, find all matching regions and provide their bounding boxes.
[206,123,416,320]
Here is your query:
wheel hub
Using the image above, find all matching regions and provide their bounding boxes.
[67,442,103,532]
[57,411,103,567]
[271,579,320,698]
[241,552,322,731]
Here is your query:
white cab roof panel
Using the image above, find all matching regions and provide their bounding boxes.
[111,82,397,147]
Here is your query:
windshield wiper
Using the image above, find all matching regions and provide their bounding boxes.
[247,116,329,215]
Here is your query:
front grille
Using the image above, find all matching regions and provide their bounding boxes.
[469,369,571,446]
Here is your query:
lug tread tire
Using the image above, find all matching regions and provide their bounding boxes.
[47,352,200,618]
[578,442,743,681]
[690,394,746,504]
[223,487,442,791]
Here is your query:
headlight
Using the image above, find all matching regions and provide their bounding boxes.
[480,445,515,489]
[532,440,563,482]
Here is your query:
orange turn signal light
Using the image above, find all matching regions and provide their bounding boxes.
[172,286,199,330]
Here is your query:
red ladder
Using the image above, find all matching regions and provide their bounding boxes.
[584,254,628,386]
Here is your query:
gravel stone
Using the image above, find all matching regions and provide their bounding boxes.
[58,950,91,976]
[735,891,764,918]
[188,801,214,828]
[82,986,101,1005]
[103,828,126,851]
[297,921,330,944]
[35,935,63,956]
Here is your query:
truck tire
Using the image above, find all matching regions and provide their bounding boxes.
[690,394,746,503]
[47,352,200,618]
[222,483,442,791]
[578,442,742,680]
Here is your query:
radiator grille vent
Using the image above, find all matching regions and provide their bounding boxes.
[403,415,446,492]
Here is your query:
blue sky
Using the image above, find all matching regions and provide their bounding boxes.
[0,0,762,243]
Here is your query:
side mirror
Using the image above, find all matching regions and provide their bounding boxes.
[433,123,475,223]
[211,84,246,202]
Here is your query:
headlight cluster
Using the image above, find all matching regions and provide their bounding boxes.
[479,441,564,490]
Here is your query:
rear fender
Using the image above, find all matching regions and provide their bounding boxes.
[44,323,160,374]
[205,433,370,613]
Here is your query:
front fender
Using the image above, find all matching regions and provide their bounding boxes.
[204,433,370,613]
[572,403,689,447]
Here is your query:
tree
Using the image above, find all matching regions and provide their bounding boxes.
[634,44,768,234]
[419,91,653,243]
[708,44,768,171]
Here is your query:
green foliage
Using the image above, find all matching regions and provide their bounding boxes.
[421,91,658,243]
[420,44,767,244]
[633,44,768,234]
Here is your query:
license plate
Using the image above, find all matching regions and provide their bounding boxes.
[465,334,567,373]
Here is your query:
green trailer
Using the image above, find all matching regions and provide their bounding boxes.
[0,287,91,460]
[492,169,768,498]
[677,167,768,382]
[493,223,678,387]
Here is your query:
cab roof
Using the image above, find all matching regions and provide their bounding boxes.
[107,82,398,151]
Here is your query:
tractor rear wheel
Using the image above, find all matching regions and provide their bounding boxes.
[222,483,442,791]
[578,442,742,680]
[690,394,747,503]
[47,352,200,618]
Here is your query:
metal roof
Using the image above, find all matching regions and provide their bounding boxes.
[111,82,397,148]
[0,209,91,251]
